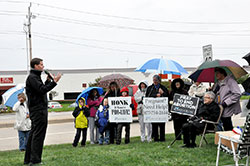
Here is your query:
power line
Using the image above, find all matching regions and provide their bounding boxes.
[0,47,25,50]
[0,13,25,16]
[0,10,26,13]
[33,2,250,25]
[34,13,250,35]
[33,31,250,50]
[34,34,202,56]
[0,0,28,4]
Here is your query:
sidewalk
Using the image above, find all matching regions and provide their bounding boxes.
[0,111,246,151]
[0,111,139,129]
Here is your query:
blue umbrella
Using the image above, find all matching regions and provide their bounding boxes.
[2,84,25,107]
[76,87,104,105]
[135,58,188,75]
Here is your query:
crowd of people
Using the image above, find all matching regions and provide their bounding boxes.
[70,67,242,149]
[14,57,242,165]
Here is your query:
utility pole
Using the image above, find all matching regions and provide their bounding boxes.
[24,2,33,72]
[27,2,32,63]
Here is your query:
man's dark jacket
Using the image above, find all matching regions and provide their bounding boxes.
[146,83,169,97]
[26,69,57,118]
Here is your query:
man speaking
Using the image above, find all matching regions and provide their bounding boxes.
[24,58,61,165]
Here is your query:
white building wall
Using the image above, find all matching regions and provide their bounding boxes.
[1,67,247,101]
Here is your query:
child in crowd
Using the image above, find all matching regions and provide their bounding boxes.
[87,88,102,144]
[72,98,90,147]
[116,87,135,145]
[13,93,31,151]
[96,98,110,145]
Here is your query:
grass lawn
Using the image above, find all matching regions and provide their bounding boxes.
[48,103,75,112]
[0,134,247,166]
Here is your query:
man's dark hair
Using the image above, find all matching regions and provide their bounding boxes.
[30,58,43,68]
[215,67,227,77]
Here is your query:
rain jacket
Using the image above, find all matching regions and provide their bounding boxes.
[13,101,31,131]
[169,78,189,120]
[188,83,206,98]
[120,87,136,110]
[134,80,148,115]
[87,96,103,117]
[146,83,169,98]
[96,105,109,134]
[26,69,57,118]
[214,75,242,117]
[72,98,90,129]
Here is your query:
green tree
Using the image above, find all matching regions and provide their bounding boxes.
[88,77,102,87]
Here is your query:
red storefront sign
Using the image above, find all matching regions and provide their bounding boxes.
[0,77,13,84]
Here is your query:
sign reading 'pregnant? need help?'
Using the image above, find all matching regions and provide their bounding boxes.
[143,97,168,123]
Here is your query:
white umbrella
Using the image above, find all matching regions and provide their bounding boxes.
[2,84,25,107]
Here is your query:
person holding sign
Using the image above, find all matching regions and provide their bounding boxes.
[181,91,220,148]
[134,80,152,142]
[104,81,121,144]
[169,78,189,140]
[116,87,135,145]
[146,75,169,142]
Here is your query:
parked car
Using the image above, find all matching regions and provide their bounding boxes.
[68,102,77,108]
[48,102,62,109]
[0,104,8,113]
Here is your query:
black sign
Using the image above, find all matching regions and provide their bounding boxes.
[171,94,199,116]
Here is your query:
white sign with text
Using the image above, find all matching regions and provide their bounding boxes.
[143,97,168,123]
[108,97,132,123]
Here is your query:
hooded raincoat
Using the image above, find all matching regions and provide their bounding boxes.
[72,98,90,129]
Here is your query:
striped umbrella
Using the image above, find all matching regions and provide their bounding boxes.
[189,59,247,82]
[2,84,25,107]
[135,58,188,75]
[98,74,134,88]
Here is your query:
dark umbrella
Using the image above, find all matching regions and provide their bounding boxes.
[189,59,247,82]
[243,52,250,66]
[98,74,134,88]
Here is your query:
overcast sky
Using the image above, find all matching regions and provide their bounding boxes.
[0,0,250,71]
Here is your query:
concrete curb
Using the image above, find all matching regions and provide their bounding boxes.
[0,117,139,129]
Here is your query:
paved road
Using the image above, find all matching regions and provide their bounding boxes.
[0,113,246,151]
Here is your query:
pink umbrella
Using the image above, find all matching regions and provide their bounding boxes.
[98,74,134,88]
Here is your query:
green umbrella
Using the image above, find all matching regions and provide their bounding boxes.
[189,60,247,82]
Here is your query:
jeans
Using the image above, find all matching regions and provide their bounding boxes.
[18,130,30,150]
[99,130,110,144]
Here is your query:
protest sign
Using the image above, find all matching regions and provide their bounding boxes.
[143,97,168,123]
[171,94,199,116]
[108,97,132,123]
